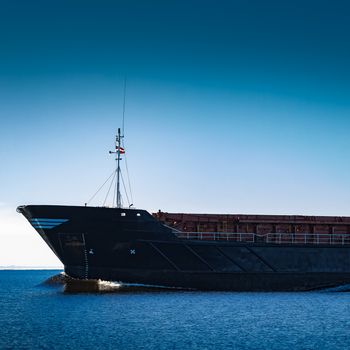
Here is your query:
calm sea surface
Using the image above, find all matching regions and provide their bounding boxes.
[1,270,350,349]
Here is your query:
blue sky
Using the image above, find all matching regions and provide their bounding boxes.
[1,0,350,265]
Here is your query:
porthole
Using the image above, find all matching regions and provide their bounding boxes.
[136,213,141,217]
[121,213,126,217]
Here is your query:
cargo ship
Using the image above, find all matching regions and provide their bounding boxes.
[17,129,350,291]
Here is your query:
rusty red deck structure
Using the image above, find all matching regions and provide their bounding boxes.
[153,211,350,245]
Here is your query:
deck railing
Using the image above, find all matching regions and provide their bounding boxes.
[175,232,350,245]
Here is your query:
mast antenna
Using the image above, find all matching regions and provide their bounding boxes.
[122,77,127,136]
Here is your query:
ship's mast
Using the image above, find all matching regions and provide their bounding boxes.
[109,127,123,208]
[107,78,130,208]
[87,79,132,208]
[116,127,122,208]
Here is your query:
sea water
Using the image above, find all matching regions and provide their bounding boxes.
[1,270,350,350]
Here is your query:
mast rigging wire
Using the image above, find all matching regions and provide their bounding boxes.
[121,139,134,205]
[86,169,116,205]
[103,170,117,206]
[120,170,130,207]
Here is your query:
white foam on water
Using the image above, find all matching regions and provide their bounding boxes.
[97,280,122,290]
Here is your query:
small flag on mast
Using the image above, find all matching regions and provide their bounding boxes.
[116,146,125,154]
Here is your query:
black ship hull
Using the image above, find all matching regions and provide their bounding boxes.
[18,205,350,291]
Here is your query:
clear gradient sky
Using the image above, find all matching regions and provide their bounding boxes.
[1,0,350,266]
